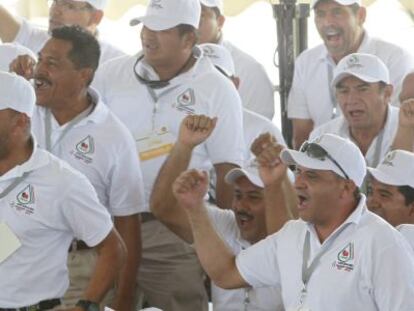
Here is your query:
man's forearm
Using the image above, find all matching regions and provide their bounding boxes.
[186,203,246,289]
[0,5,21,43]
[83,230,126,302]
[112,216,141,310]
[150,142,193,218]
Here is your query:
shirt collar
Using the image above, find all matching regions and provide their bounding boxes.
[0,136,49,182]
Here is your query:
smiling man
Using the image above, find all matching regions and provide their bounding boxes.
[367,149,414,249]
[310,53,404,169]
[0,0,124,64]
[175,133,414,310]
[288,0,414,149]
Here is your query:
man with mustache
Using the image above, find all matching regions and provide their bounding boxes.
[19,25,145,311]
[310,53,414,170]
[367,149,414,249]
[0,71,125,311]
[174,133,414,310]
[0,0,123,67]
[151,114,289,310]
[288,0,414,149]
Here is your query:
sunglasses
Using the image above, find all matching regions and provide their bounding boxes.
[300,141,349,180]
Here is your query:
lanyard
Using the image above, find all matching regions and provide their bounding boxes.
[327,63,338,119]
[44,104,95,152]
[372,128,385,167]
[0,172,31,199]
[300,223,352,305]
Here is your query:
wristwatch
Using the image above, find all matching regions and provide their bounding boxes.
[75,300,100,311]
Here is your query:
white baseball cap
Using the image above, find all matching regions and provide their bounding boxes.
[200,0,223,13]
[332,53,390,87]
[367,150,414,188]
[73,0,108,10]
[130,0,201,31]
[311,0,361,9]
[0,71,35,118]
[225,163,264,188]
[200,43,235,77]
[281,133,366,187]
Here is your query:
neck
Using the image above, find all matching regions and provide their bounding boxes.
[51,91,92,125]
[349,109,388,155]
[0,138,33,176]
[154,52,195,81]
[331,30,365,64]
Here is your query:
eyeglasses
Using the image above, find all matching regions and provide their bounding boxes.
[300,141,349,179]
[48,0,93,11]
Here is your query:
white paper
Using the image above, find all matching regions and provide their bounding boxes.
[0,222,21,264]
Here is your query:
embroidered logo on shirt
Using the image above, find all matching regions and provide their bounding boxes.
[332,242,354,272]
[173,89,195,114]
[70,135,94,164]
[10,184,35,215]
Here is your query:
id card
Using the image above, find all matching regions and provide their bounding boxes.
[0,222,21,264]
[136,128,175,161]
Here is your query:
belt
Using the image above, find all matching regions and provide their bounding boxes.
[0,298,61,311]
[140,212,156,223]
[68,240,91,252]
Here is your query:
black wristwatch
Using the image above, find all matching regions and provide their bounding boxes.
[75,300,100,311]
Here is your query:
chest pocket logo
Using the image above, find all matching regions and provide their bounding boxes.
[76,135,95,155]
[174,88,195,114]
[332,242,355,272]
[11,184,36,215]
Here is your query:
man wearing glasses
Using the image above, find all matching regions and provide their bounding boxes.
[310,53,414,169]
[0,0,124,65]
[173,133,414,310]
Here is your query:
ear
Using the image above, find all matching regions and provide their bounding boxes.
[183,31,197,49]
[88,10,104,29]
[408,202,414,216]
[383,84,394,102]
[78,67,95,87]
[217,14,225,30]
[356,6,366,25]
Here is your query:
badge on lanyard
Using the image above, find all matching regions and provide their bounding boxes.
[136,127,175,161]
[0,222,22,264]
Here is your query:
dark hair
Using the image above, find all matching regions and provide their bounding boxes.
[398,185,414,206]
[177,24,199,46]
[51,25,101,73]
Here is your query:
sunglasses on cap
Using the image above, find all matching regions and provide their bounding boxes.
[300,141,350,180]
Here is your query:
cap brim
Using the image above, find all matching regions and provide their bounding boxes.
[367,167,411,187]
[281,149,345,178]
[225,168,264,188]
[129,15,179,31]
[332,72,385,87]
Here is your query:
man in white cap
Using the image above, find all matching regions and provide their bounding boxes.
[367,149,414,249]
[198,0,275,120]
[173,132,414,310]
[151,114,288,311]
[310,53,414,168]
[93,0,245,310]
[0,71,125,310]
[19,26,144,311]
[0,42,36,72]
[0,0,124,66]
[288,0,414,149]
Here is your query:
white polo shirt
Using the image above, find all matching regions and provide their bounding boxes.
[236,196,414,310]
[309,105,399,167]
[0,144,113,307]
[93,47,245,209]
[14,20,125,65]
[31,88,145,216]
[223,41,275,120]
[397,224,414,250]
[206,205,283,311]
[243,108,286,162]
[288,32,414,127]
[0,42,36,71]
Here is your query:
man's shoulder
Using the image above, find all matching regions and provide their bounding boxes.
[223,40,265,70]
[296,43,327,63]
[310,117,345,139]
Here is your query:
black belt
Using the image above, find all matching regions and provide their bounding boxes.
[0,298,61,311]
[140,212,156,223]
